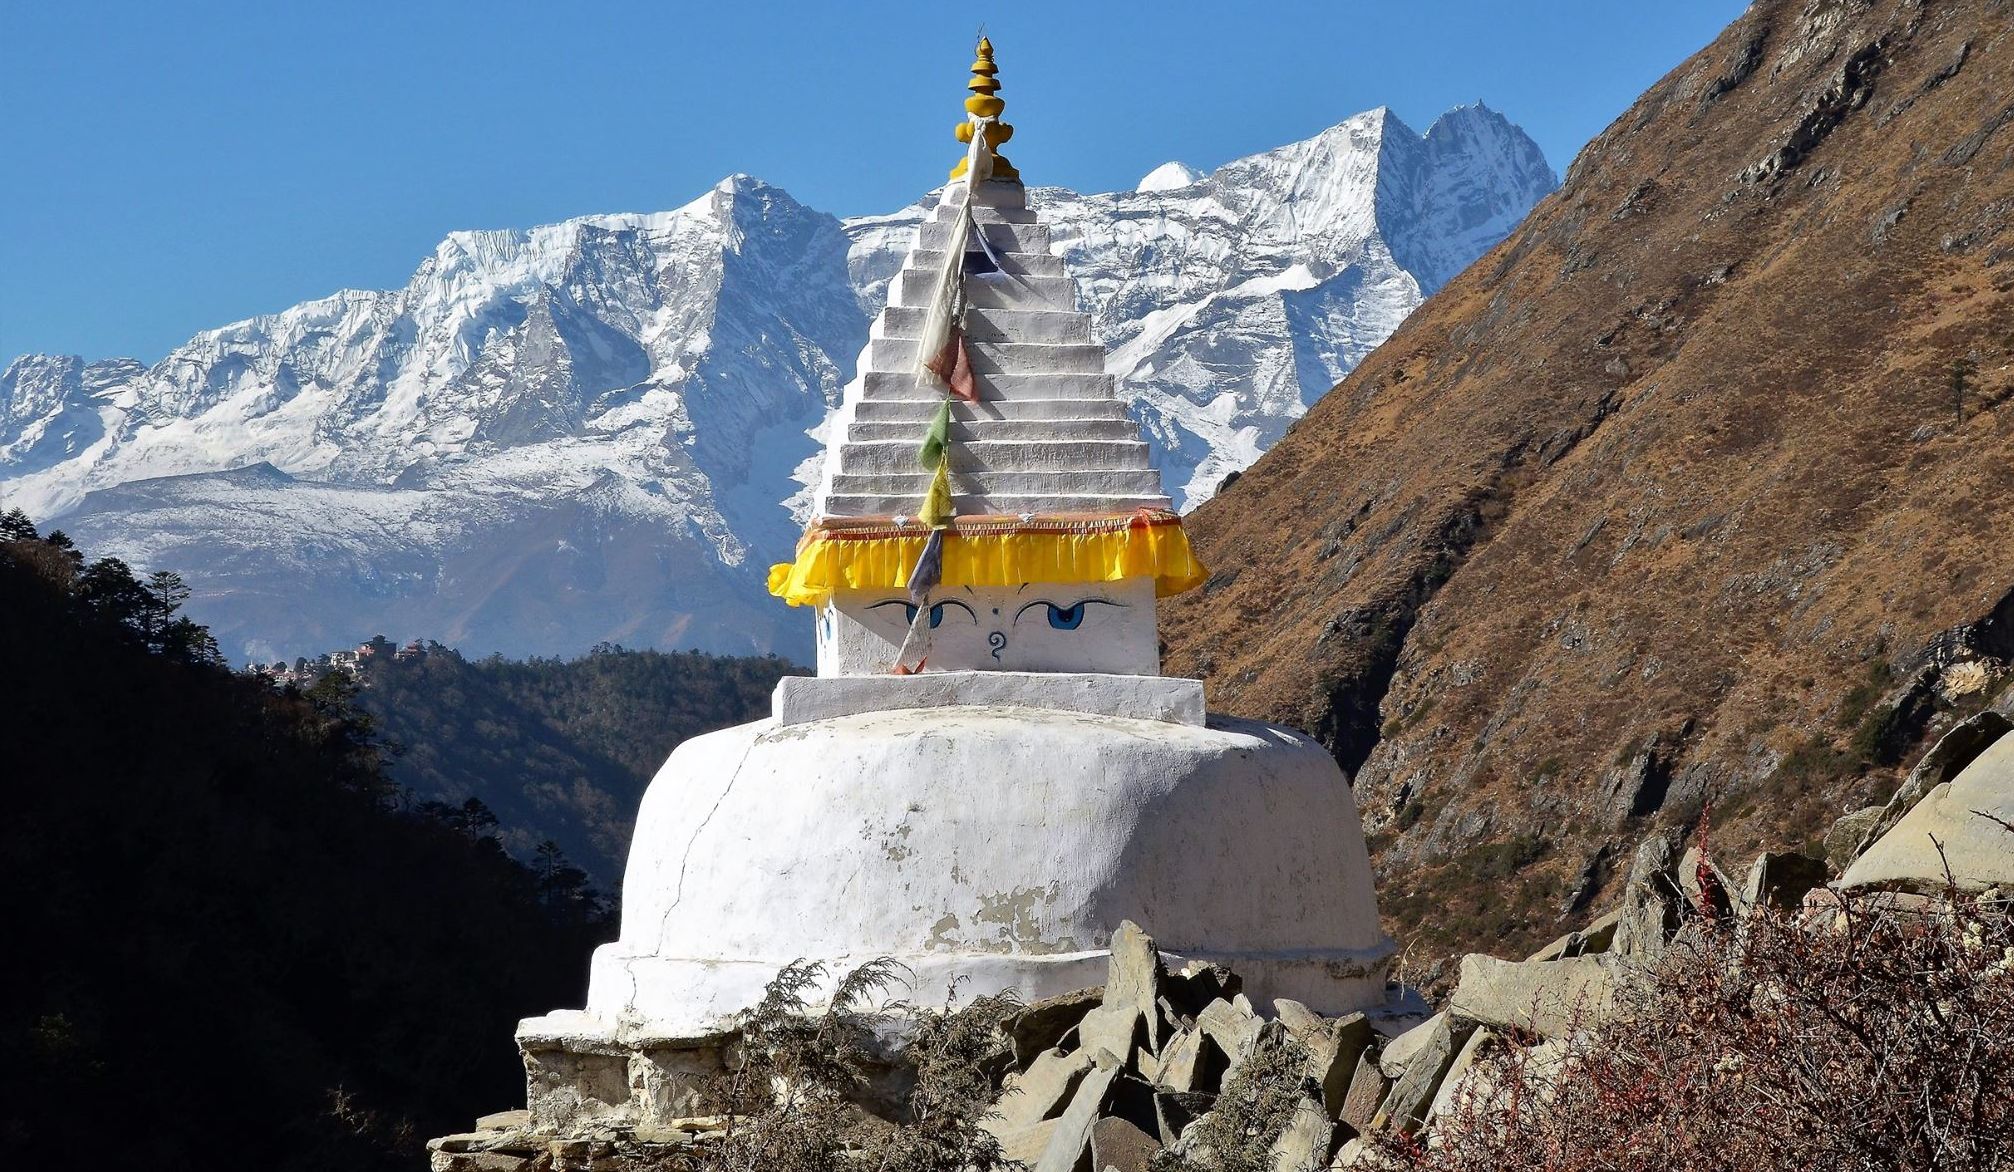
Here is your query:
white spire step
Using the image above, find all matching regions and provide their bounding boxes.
[821,492,1173,517]
[876,306,1090,345]
[914,220,1053,253]
[846,418,1140,442]
[850,397,1132,423]
[835,439,1153,475]
[866,339,1104,375]
[888,270,1075,311]
[906,249,1065,278]
[932,204,1039,225]
[855,370,1120,402]
[827,468,1168,497]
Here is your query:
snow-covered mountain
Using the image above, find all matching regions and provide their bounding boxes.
[1,104,1555,663]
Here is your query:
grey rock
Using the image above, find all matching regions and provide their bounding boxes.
[474,1110,531,1131]
[1276,1003,1373,1119]
[1739,850,1830,914]
[1613,832,1681,961]
[1425,1027,1496,1125]
[1153,1089,1213,1146]
[991,1118,1062,1167]
[1678,844,1734,918]
[1842,730,2014,893]
[1525,907,1622,961]
[1824,806,1886,872]
[1091,1115,1164,1172]
[1033,1050,1121,1172]
[1154,1026,1211,1093]
[1375,1011,1447,1079]
[1006,987,1104,1066]
[1854,712,2014,858]
[1371,1015,1473,1135]
[1268,1094,1335,1172]
[1196,996,1263,1079]
[993,1045,1094,1130]
[1163,959,1242,1018]
[1449,953,1617,1038]
[1338,1049,1390,1133]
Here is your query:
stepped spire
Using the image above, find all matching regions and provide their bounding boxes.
[952,36,1018,182]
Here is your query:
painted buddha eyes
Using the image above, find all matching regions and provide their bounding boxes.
[1012,599,1113,630]
[870,598,977,628]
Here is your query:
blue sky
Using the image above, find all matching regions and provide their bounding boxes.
[2,1,1745,365]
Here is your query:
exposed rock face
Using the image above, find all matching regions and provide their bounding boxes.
[1163,0,2014,960]
[1841,726,2014,892]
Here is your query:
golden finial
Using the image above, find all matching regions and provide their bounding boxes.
[952,36,1019,183]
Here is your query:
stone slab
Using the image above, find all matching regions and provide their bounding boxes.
[1842,729,2014,893]
[1448,953,1617,1039]
[773,671,1207,727]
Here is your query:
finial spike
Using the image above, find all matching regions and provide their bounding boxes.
[951,36,1018,183]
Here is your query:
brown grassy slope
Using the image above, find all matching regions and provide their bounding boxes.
[1163,0,2014,965]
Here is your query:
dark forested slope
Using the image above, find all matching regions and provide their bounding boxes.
[0,512,610,1171]
[352,644,799,884]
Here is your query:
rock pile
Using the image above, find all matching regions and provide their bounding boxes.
[429,721,2014,1170]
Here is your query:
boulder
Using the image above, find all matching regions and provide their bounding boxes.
[1104,921,1167,1050]
[1267,1094,1335,1172]
[1275,1003,1373,1119]
[1613,832,1681,960]
[1739,850,1830,914]
[1425,1027,1495,1125]
[1154,1026,1222,1093]
[1678,844,1734,918]
[1369,1015,1472,1135]
[1338,1050,1390,1133]
[1163,958,1241,1018]
[1090,1115,1163,1172]
[991,1118,1061,1166]
[1853,711,2013,858]
[1449,953,1616,1038]
[1005,987,1103,1066]
[991,1045,1094,1131]
[1153,1090,1213,1146]
[1841,730,2014,893]
[1196,996,1262,1079]
[1032,1050,1121,1172]
[1525,907,1621,961]
[1374,1011,1447,1079]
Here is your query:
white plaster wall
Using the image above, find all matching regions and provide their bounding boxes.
[567,706,1392,1037]
[817,577,1159,675]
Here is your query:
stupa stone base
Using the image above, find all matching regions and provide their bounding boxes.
[516,691,1396,1132]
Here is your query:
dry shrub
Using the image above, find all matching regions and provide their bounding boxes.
[1155,1023,1318,1172]
[646,960,1021,1172]
[1380,889,2014,1171]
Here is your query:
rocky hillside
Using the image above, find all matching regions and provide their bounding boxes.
[1165,0,2014,962]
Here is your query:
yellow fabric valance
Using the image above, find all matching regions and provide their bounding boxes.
[767,509,1207,607]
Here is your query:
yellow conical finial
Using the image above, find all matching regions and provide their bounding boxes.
[952,36,1019,183]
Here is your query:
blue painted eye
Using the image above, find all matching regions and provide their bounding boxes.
[901,603,946,628]
[1046,602,1085,630]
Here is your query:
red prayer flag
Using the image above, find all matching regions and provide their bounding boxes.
[924,324,979,403]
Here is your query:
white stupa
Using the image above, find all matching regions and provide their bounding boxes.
[517,40,1392,1127]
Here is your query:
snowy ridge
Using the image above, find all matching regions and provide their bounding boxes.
[1,105,1555,662]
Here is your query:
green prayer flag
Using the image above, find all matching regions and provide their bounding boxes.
[917,398,953,470]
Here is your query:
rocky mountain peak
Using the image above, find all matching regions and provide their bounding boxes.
[2,104,1555,662]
